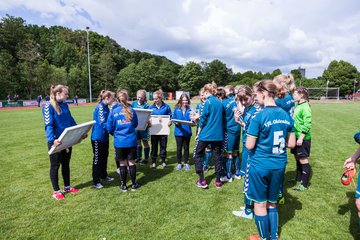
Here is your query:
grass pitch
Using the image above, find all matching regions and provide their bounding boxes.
[0,102,359,239]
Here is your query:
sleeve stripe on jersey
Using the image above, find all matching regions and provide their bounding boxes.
[246,133,258,138]
[44,104,50,125]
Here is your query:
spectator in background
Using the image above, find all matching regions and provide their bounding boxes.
[6,95,10,103]
[37,95,43,107]
[74,95,78,106]
[14,94,19,102]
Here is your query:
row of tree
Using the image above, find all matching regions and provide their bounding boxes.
[0,15,359,100]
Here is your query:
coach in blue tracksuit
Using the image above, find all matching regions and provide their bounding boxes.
[245,80,295,240]
[91,90,115,189]
[42,85,83,200]
[107,89,140,192]
[149,90,172,169]
[194,82,225,189]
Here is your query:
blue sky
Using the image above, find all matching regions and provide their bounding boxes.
[1,0,360,78]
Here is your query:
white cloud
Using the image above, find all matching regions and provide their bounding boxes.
[1,0,360,77]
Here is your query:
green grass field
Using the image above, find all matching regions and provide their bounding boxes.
[0,103,360,240]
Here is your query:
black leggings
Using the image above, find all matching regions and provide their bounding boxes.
[92,141,109,184]
[48,143,72,191]
[194,140,222,182]
[151,135,168,163]
[175,136,191,164]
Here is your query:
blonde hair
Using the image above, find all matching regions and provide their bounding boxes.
[253,80,277,99]
[224,85,235,97]
[136,89,147,102]
[50,85,68,115]
[117,89,132,120]
[203,81,217,95]
[153,89,164,101]
[273,74,296,98]
[97,90,114,103]
[236,85,253,101]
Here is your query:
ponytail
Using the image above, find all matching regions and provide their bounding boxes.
[203,81,217,95]
[97,90,114,103]
[117,89,132,120]
[50,84,68,115]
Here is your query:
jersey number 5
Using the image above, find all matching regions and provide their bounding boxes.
[273,131,285,154]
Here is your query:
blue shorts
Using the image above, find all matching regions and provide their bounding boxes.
[224,132,240,153]
[356,170,360,198]
[245,164,285,203]
[136,128,149,141]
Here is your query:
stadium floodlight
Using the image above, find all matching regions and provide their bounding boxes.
[86,26,92,103]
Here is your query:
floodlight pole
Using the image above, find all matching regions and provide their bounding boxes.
[353,79,357,103]
[326,80,329,99]
[86,26,92,103]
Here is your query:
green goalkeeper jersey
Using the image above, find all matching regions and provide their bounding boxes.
[294,101,312,140]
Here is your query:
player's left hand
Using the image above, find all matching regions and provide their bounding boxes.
[296,139,303,146]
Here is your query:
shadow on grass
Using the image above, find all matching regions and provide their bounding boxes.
[338,191,360,239]
[74,150,178,190]
[136,150,177,186]
[278,170,303,235]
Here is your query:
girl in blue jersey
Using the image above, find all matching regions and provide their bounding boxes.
[273,74,296,203]
[194,88,212,172]
[172,93,192,170]
[220,85,241,183]
[91,90,115,189]
[149,90,172,169]
[245,80,295,240]
[194,82,225,189]
[232,85,262,219]
[273,74,296,118]
[42,85,85,200]
[131,89,150,165]
[106,89,140,192]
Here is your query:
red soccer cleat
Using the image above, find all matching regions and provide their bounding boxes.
[341,168,356,186]
[247,235,261,240]
[64,187,79,194]
[53,191,65,200]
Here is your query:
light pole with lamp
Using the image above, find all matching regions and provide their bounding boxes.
[86,26,92,103]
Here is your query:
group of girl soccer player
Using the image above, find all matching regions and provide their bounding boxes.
[43,73,315,239]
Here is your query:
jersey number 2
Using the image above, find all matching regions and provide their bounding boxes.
[273,131,285,154]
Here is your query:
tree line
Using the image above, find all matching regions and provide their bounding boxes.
[0,15,359,100]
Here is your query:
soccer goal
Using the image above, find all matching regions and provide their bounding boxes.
[307,87,340,101]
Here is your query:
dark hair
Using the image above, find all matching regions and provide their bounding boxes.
[253,80,277,99]
[216,87,226,100]
[296,86,309,101]
[176,93,191,107]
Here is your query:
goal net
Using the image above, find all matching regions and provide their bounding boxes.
[307,87,339,100]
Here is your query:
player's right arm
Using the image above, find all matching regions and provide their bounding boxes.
[42,103,56,145]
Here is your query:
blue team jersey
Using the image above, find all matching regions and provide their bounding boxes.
[275,93,295,119]
[131,101,149,109]
[247,106,294,169]
[42,102,76,144]
[149,102,172,116]
[172,106,192,137]
[198,95,225,141]
[222,95,241,134]
[242,102,262,143]
[91,101,110,142]
[106,105,138,148]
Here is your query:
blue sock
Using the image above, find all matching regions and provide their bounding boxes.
[226,157,233,178]
[234,155,240,174]
[254,214,269,240]
[137,145,142,161]
[144,147,150,160]
[268,208,278,239]
[204,151,211,167]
